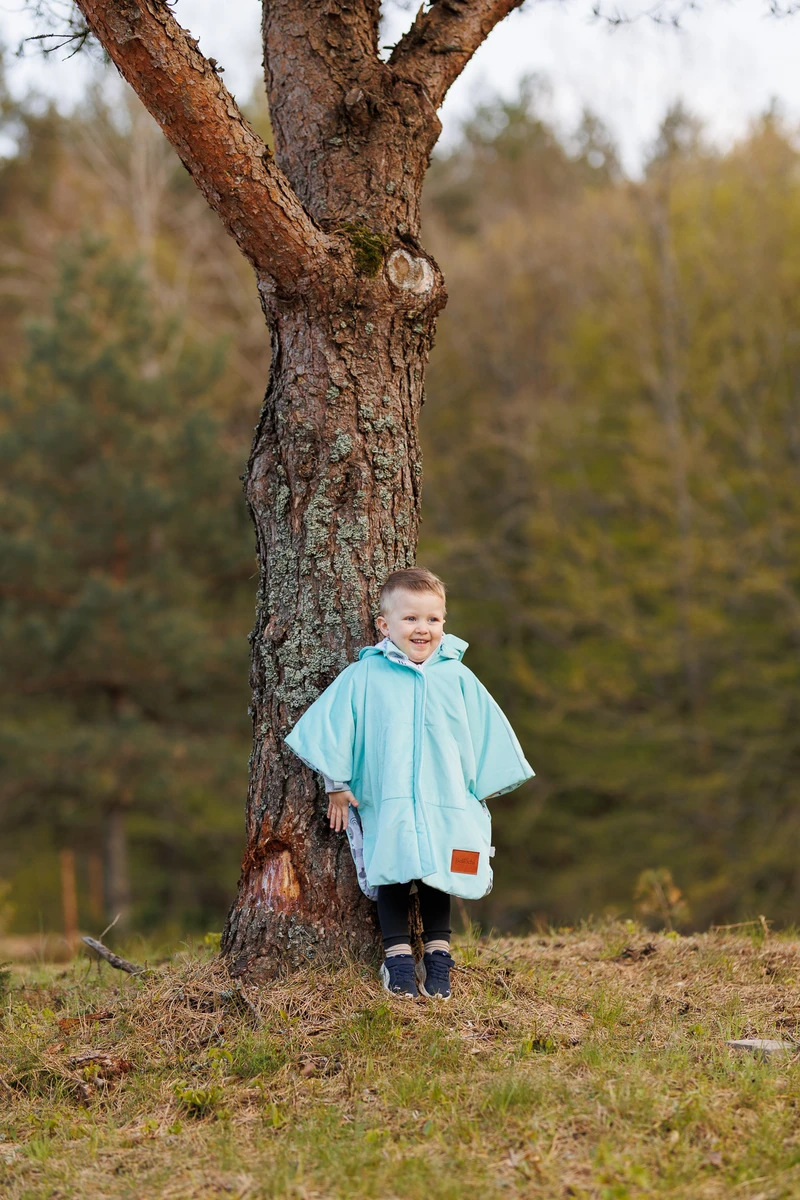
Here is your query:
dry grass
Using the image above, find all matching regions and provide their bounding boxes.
[2,920,800,1199]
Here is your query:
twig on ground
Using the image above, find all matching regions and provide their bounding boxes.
[710,916,772,935]
[81,936,144,975]
[99,912,122,941]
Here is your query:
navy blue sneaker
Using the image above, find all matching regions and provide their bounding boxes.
[380,954,418,999]
[417,949,455,1000]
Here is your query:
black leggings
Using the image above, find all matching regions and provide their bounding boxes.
[376,880,451,950]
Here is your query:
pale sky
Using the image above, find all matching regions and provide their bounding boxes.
[1,0,799,175]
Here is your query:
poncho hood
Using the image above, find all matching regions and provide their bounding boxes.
[358,632,469,665]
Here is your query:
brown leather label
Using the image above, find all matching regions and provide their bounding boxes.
[451,849,480,875]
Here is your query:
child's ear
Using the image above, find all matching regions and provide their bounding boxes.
[375,613,388,636]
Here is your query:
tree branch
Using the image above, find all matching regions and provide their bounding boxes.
[72,0,329,295]
[388,0,528,111]
[81,936,145,975]
[259,0,390,220]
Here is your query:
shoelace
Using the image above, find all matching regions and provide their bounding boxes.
[424,951,455,992]
[386,957,417,991]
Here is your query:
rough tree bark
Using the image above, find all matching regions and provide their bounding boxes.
[71,0,526,979]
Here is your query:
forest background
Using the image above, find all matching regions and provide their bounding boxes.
[2,48,799,945]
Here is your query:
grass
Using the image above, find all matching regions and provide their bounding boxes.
[1,920,799,1199]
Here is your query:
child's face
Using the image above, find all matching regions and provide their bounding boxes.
[376,588,445,663]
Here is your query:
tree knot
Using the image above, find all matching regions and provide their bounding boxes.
[386,247,434,296]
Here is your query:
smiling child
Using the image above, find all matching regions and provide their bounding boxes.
[284,567,534,1000]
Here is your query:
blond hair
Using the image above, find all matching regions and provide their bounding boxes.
[378,567,447,615]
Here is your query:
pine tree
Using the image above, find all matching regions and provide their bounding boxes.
[422,103,800,930]
[0,237,255,935]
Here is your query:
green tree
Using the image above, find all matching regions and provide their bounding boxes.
[421,102,800,931]
[0,237,254,935]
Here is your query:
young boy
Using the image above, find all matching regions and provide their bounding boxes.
[284,567,534,1000]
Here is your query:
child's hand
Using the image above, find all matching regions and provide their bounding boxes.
[327,788,358,832]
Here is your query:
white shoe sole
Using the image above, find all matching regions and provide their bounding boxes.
[418,983,452,1001]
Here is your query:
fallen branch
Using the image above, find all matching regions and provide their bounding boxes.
[81,936,144,975]
[710,915,772,937]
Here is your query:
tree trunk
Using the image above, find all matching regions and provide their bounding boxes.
[106,802,132,932]
[70,0,525,978]
[88,852,105,924]
[59,848,79,951]
[223,279,444,979]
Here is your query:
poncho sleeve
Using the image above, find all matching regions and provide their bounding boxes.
[284,663,359,783]
[460,669,535,802]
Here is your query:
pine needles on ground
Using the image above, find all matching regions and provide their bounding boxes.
[1,923,799,1199]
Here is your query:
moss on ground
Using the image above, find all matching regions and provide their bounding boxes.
[1,922,799,1198]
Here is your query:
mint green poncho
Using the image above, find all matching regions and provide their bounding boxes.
[284,633,535,900]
